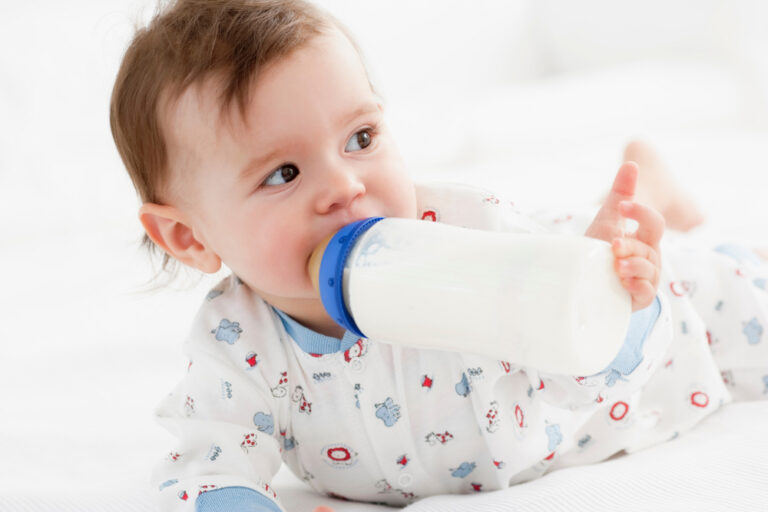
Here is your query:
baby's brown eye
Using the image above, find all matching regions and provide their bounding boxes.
[357,131,371,148]
[264,164,300,187]
[345,129,372,152]
[281,165,298,181]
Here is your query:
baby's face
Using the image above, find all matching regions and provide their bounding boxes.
[162,28,417,316]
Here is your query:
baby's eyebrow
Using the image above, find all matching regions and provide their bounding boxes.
[338,102,379,128]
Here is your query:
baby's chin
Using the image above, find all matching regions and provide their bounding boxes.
[244,281,325,318]
[226,267,311,297]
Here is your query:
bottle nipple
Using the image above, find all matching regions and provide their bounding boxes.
[308,233,334,295]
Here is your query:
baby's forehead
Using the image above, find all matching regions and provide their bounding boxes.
[163,27,368,144]
[163,73,237,144]
[159,29,373,200]
[159,68,285,203]
[161,58,284,167]
[158,77,236,200]
[166,67,261,146]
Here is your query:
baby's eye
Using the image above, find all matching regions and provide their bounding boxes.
[263,164,300,186]
[344,129,373,152]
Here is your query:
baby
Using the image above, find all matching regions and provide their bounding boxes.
[110,1,768,511]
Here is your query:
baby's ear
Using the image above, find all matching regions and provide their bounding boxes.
[138,203,222,273]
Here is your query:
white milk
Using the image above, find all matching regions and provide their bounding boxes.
[313,217,632,376]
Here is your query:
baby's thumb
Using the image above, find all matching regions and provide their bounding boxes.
[590,161,638,235]
[609,161,638,204]
[313,507,335,512]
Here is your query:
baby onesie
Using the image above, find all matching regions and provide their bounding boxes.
[151,182,768,511]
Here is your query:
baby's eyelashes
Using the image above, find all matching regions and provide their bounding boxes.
[263,163,300,187]
[256,124,380,192]
[344,126,378,152]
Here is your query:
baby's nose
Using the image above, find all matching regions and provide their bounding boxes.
[314,166,366,214]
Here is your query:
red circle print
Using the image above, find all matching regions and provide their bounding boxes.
[515,404,525,427]
[669,282,686,296]
[690,391,709,408]
[327,446,352,462]
[610,401,629,421]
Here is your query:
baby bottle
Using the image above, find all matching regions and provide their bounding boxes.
[307,217,632,376]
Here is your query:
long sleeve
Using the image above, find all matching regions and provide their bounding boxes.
[414,182,673,408]
[502,192,672,407]
[529,293,672,408]
[151,276,291,512]
[515,195,673,407]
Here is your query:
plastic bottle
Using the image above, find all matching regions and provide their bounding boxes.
[307,217,632,375]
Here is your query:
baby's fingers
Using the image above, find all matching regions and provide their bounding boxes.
[615,255,659,284]
[612,238,661,312]
[621,277,658,311]
[612,237,660,269]
[618,201,665,247]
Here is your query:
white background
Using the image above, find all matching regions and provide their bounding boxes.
[1,0,767,497]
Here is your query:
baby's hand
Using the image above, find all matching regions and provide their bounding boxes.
[313,506,335,512]
[585,162,665,311]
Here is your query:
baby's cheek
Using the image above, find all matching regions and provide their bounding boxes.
[220,228,292,290]
[387,180,418,219]
[259,241,304,286]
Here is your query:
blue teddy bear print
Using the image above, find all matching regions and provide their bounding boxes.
[253,412,274,435]
[374,397,401,427]
[455,373,471,397]
[743,317,763,345]
[450,461,476,478]
[545,423,563,452]
[211,319,243,344]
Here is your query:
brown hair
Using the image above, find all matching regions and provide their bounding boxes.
[110,0,354,283]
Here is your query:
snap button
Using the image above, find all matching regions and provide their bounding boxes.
[351,359,365,372]
[397,473,413,488]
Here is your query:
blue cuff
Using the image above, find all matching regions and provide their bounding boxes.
[593,295,661,383]
[713,243,764,266]
[196,486,282,512]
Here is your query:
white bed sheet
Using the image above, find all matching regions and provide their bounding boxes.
[403,401,768,512]
[2,402,765,511]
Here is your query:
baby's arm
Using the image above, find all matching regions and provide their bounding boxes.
[152,282,290,512]
[522,161,670,408]
[154,354,286,512]
[584,161,665,311]
[485,167,670,407]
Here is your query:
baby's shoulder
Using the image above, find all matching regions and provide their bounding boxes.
[414,181,546,233]
[183,274,288,366]
[415,181,497,213]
